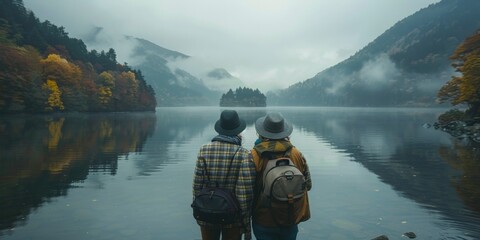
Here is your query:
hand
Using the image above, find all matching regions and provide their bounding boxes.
[244,232,252,240]
[244,222,252,240]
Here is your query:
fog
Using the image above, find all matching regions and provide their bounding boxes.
[324,53,449,96]
[358,54,400,90]
[23,0,440,92]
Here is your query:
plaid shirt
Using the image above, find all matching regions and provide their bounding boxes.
[193,138,256,230]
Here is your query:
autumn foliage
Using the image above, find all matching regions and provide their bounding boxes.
[438,30,480,118]
[0,0,156,113]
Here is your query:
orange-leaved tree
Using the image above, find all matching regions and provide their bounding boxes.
[438,30,480,118]
[0,44,41,112]
[114,71,139,110]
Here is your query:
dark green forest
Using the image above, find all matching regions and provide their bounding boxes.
[0,0,156,113]
[220,87,266,107]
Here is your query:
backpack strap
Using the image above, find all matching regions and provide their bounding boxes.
[200,158,212,187]
[283,147,293,158]
[222,147,241,187]
[260,146,293,169]
[201,146,240,188]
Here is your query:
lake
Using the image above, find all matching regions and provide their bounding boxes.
[1,107,479,240]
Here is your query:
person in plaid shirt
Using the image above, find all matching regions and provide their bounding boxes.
[193,110,256,240]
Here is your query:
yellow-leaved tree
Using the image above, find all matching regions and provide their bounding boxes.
[438,30,480,118]
[121,71,138,97]
[99,71,115,87]
[40,54,83,110]
[98,86,112,105]
[42,79,64,111]
[41,54,82,86]
[98,71,114,106]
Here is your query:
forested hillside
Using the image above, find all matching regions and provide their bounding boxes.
[83,29,228,106]
[0,0,156,113]
[269,0,480,107]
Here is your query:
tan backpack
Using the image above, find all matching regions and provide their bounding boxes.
[261,151,306,226]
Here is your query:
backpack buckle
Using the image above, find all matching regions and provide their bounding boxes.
[287,194,294,204]
[284,170,294,180]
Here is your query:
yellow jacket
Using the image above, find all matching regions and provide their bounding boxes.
[251,140,311,227]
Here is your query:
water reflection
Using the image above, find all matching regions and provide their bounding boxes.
[2,107,480,239]
[0,113,156,234]
[132,107,266,176]
[439,140,480,214]
[278,107,480,237]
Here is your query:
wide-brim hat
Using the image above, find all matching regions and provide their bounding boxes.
[255,112,293,139]
[215,110,246,136]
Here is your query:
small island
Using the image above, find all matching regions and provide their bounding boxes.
[219,87,266,107]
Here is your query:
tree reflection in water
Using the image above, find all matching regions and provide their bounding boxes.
[0,113,156,234]
[439,140,480,214]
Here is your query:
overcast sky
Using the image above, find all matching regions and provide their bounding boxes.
[23,0,440,91]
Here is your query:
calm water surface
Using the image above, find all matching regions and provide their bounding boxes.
[1,107,479,240]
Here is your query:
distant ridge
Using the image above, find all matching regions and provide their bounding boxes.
[81,27,217,106]
[269,0,480,107]
[82,27,247,106]
[132,37,189,60]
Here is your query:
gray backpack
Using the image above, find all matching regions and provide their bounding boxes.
[262,157,305,202]
[261,152,306,226]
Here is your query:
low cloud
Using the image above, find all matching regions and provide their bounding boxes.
[79,27,145,66]
[168,58,245,92]
[324,53,400,94]
[358,53,400,89]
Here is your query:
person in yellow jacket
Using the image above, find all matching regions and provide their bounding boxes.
[251,112,312,240]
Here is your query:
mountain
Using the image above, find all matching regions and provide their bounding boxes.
[83,28,215,106]
[133,37,189,60]
[269,0,480,107]
[83,28,245,106]
[130,39,248,106]
[204,68,245,91]
[129,37,220,106]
